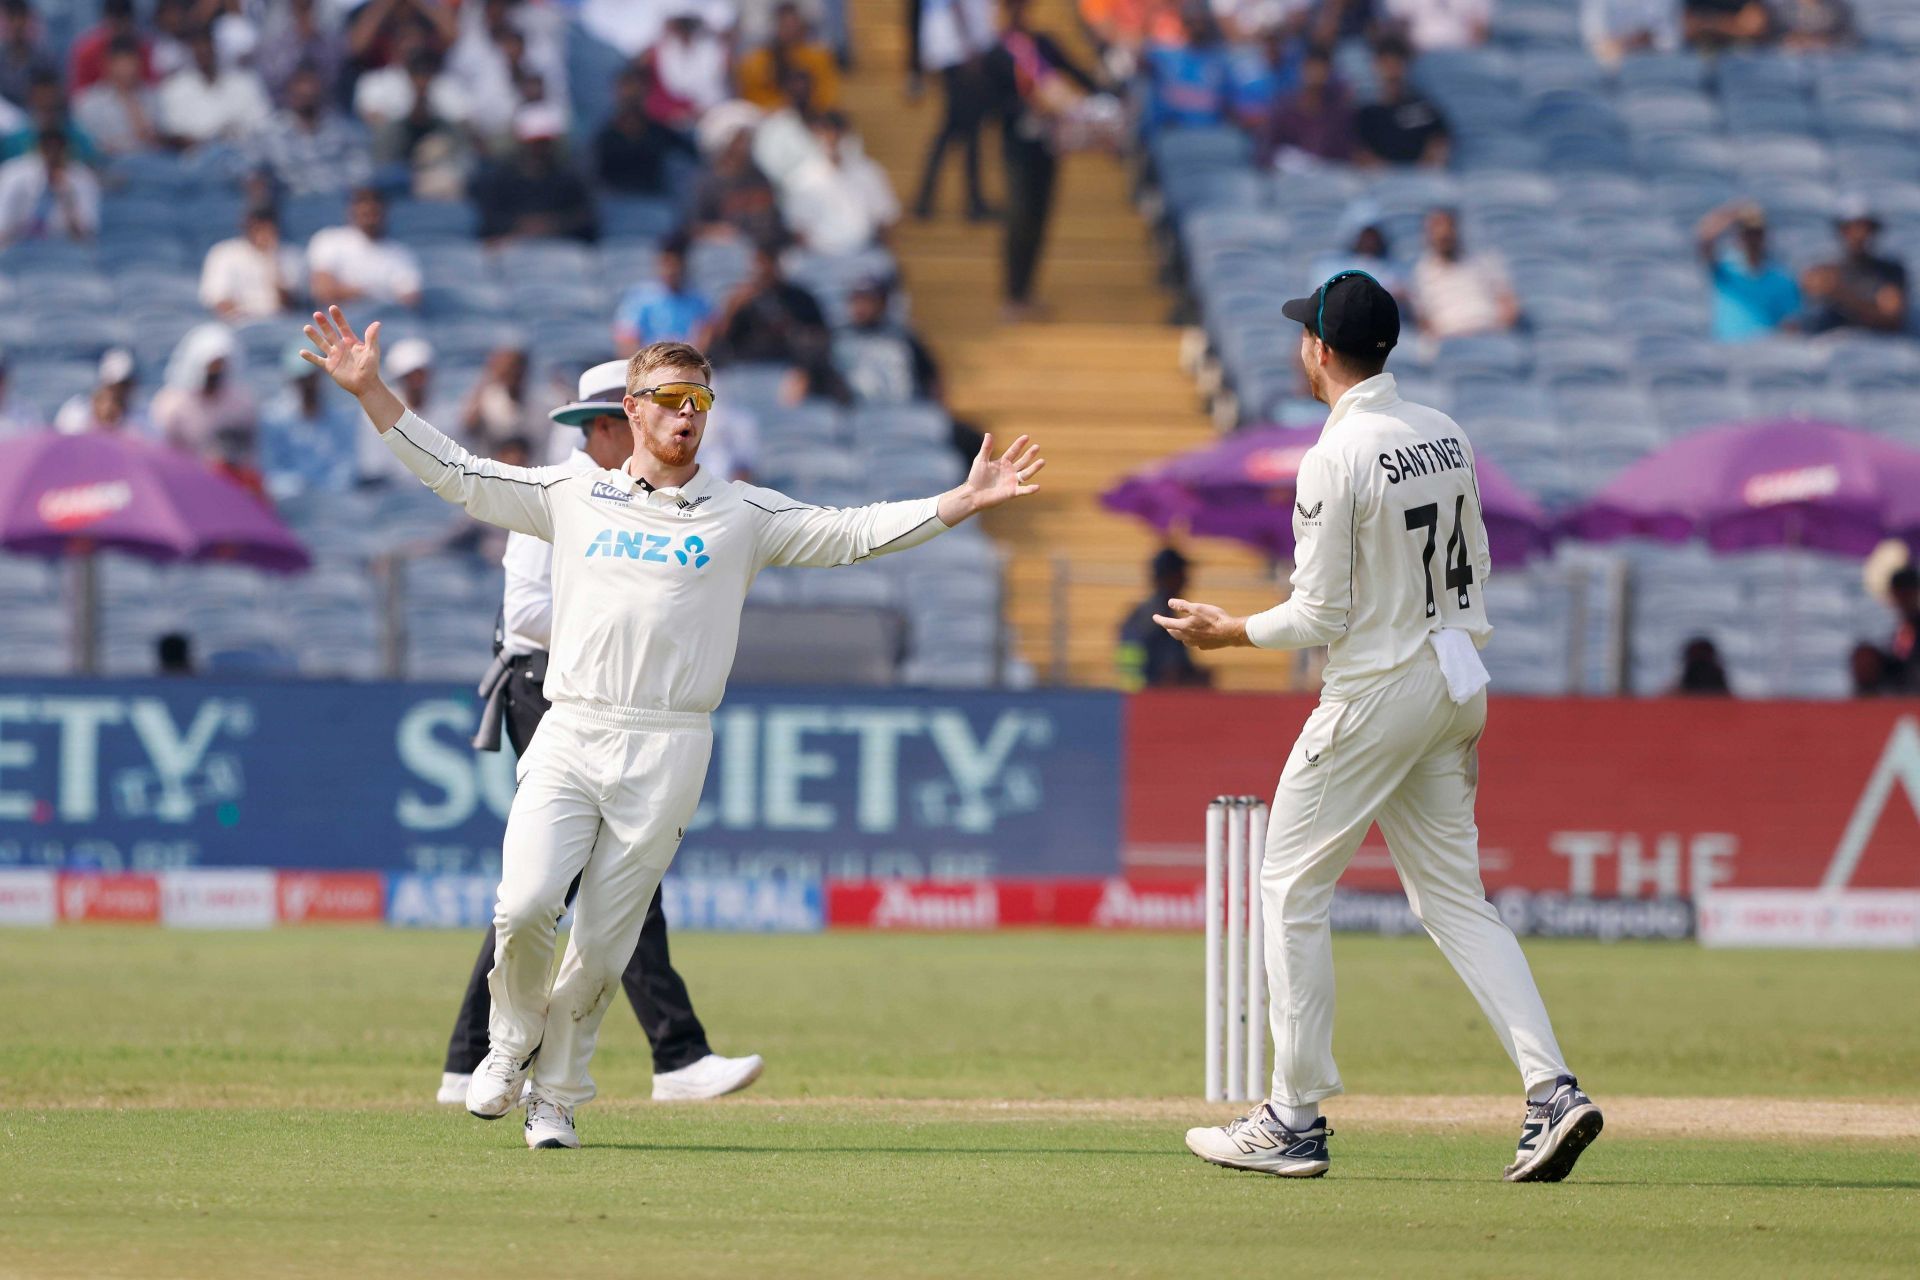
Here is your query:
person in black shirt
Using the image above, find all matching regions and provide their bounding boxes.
[473,105,598,244]
[1355,37,1449,169]
[1683,0,1773,49]
[981,0,1098,321]
[1801,201,1909,334]
[709,239,834,376]
[593,64,697,196]
[832,276,940,404]
[1674,636,1733,696]
[1117,547,1213,689]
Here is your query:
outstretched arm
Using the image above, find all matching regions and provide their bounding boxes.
[300,306,560,540]
[756,433,1045,568]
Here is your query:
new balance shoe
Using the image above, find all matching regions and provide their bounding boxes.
[524,1095,580,1150]
[1185,1103,1332,1177]
[466,1047,537,1120]
[651,1052,765,1101]
[436,1072,470,1105]
[1504,1075,1604,1183]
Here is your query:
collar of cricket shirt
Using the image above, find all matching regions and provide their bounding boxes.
[1323,372,1401,433]
[614,458,719,508]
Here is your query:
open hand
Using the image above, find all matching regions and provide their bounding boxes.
[960,432,1046,513]
[1153,598,1249,650]
[300,305,383,398]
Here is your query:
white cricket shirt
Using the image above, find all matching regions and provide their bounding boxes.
[1246,373,1493,700]
[385,411,948,713]
[498,447,595,657]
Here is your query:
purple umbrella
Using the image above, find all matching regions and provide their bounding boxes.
[1101,423,1554,564]
[1561,419,1920,555]
[0,431,310,673]
[0,430,308,570]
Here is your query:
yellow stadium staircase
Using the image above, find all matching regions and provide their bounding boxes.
[840,0,1300,691]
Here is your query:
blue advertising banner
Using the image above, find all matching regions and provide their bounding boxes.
[0,679,1123,879]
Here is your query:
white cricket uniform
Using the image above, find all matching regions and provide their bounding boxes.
[1244,373,1568,1107]
[383,411,948,1106]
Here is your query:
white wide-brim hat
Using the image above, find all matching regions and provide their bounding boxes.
[549,359,630,427]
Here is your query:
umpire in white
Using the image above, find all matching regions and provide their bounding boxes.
[441,360,763,1107]
[1158,272,1603,1183]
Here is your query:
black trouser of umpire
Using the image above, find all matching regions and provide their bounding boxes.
[442,652,712,1076]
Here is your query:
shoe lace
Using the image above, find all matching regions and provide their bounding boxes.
[528,1096,572,1127]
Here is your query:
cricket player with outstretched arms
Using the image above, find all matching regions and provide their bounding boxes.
[301,305,1045,1150]
[1156,273,1603,1183]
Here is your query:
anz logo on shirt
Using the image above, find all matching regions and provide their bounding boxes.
[584,529,712,569]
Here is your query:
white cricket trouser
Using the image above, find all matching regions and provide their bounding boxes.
[1262,650,1568,1107]
[489,702,712,1108]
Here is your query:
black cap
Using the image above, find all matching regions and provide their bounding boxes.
[1281,270,1400,358]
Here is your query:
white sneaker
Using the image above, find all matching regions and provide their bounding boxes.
[524,1095,581,1149]
[436,1072,471,1105]
[1185,1103,1333,1178]
[466,1047,537,1119]
[651,1052,765,1101]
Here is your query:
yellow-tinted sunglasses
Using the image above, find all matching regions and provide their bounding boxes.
[633,382,715,412]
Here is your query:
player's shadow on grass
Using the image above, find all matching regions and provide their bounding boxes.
[594,1143,1170,1157]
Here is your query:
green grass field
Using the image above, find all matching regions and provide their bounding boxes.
[3,929,1916,1278]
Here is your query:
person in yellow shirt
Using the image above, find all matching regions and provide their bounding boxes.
[737,2,840,113]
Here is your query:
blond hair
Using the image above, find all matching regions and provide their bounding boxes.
[626,342,712,392]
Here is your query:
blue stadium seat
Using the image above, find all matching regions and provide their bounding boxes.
[1614,51,1707,92]
[386,199,477,241]
[600,196,679,240]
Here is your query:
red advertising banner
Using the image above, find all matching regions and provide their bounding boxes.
[824,879,1208,930]
[1124,693,1920,895]
[276,872,387,923]
[56,872,161,923]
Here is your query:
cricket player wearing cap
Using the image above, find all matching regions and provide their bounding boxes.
[1158,272,1602,1183]
[301,306,1045,1149]
[438,359,764,1110]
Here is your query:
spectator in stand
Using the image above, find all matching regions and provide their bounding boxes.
[260,343,361,499]
[1356,37,1449,168]
[74,36,163,158]
[152,323,263,495]
[1225,15,1306,132]
[780,111,900,256]
[738,2,840,113]
[4,68,100,163]
[53,348,144,435]
[1116,546,1212,689]
[0,347,40,434]
[1079,0,1184,78]
[691,119,786,243]
[156,632,194,675]
[148,0,203,83]
[1776,0,1854,48]
[983,0,1100,321]
[643,9,731,133]
[201,204,303,323]
[1582,0,1682,65]
[1140,4,1230,133]
[459,344,548,450]
[355,25,469,133]
[1674,636,1733,695]
[473,103,597,245]
[709,238,834,373]
[1312,220,1407,299]
[613,234,713,350]
[1801,201,1908,335]
[1257,44,1355,170]
[347,0,459,78]
[0,128,99,247]
[1682,0,1773,48]
[157,24,271,148]
[256,0,347,106]
[251,61,371,196]
[1885,565,1920,689]
[831,275,941,405]
[594,64,698,196]
[0,0,54,111]
[371,49,474,199]
[911,0,996,221]
[307,185,423,309]
[1696,201,1800,342]
[751,69,825,184]
[68,0,153,95]
[1411,206,1520,339]
[1379,0,1491,50]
